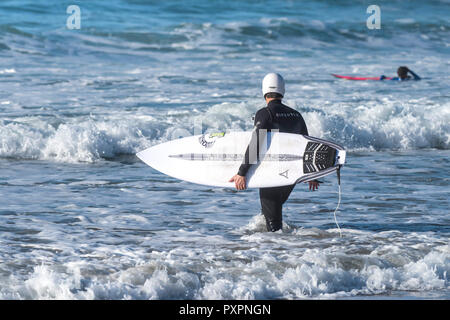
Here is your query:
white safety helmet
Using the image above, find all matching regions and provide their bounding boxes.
[262,73,285,98]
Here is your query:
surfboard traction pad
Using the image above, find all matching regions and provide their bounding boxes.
[303,142,337,174]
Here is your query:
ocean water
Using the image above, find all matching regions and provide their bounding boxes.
[0,0,449,299]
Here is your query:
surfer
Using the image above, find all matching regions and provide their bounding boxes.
[229,73,320,232]
[381,66,421,81]
[332,66,420,81]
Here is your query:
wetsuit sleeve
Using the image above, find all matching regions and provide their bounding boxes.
[237,110,269,177]
[408,69,421,80]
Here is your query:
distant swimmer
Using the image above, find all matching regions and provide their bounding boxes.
[332,66,421,81]
[380,66,421,81]
[229,73,319,232]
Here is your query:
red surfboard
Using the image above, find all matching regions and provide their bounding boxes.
[332,74,392,81]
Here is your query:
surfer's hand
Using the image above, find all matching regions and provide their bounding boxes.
[229,174,246,190]
[308,180,320,191]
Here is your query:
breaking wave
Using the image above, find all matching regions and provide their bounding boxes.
[1,98,448,163]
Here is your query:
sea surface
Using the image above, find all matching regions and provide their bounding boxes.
[0,0,449,299]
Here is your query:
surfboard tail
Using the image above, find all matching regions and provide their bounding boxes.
[295,135,346,184]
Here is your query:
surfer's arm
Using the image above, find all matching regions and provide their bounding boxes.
[236,125,267,178]
[407,69,421,80]
[230,133,257,190]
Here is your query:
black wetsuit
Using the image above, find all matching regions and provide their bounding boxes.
[237,99,308,232]
[381,69,421,81]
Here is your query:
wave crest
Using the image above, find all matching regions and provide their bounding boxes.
[1,98,448,163]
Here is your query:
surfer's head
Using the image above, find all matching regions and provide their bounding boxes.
[264,92,283,100]
[262,73,284,101]
[397,66,409,79]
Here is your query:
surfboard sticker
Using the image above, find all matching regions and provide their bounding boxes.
[209,132,225,138]
[331,73,393,81]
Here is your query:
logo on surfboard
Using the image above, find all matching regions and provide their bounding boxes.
[279,170,289,179]
[198,132,225,148]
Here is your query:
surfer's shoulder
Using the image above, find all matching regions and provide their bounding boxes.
[253,107,271,124]
[255,107,268,118]
[281,104,300,115]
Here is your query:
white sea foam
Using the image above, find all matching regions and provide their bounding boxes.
[0,117,151,162]
[1,96,448,163]
[0,68,15,74]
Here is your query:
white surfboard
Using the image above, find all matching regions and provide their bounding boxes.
[136,131,346,188]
